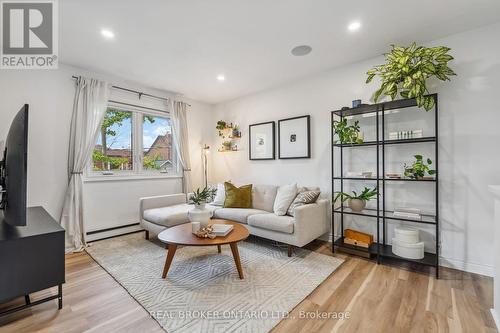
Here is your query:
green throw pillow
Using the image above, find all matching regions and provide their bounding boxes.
[224,182,252,208]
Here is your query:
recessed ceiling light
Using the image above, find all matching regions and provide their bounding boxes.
[101,29,115,39]
[291,45,312,56]
[217,74,225,81]
[348,21,361,32]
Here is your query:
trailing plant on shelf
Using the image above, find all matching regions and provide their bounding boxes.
[216,120,227,131]
[190,187,217,206]
[404,155,436,179]
[333,118,363,144]
[333,187,378,212]
[366,43,456,111]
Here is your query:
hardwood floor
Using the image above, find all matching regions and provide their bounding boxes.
[0,240,496,333]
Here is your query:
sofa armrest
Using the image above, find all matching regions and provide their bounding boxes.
[293,199,330,246]
[139,194,187,220]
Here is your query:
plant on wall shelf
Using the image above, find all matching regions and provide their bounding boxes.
[366,43,456,111]
[333,187,378,212]
[216,120,227,131]
[222,141,232,150]
[404,155,436,179]
[333,118,363,144]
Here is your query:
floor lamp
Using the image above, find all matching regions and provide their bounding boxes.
[202,144,210,188]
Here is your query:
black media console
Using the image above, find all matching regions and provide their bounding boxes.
[0,206,65,317]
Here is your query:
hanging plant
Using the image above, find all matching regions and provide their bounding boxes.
[366,43,456,111]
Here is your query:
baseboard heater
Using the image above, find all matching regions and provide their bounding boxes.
[86,222,143,241]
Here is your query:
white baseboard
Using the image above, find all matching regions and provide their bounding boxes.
[324,233,493,277]
[491,309,500,331]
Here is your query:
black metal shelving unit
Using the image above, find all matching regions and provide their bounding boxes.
[331,95,439,278]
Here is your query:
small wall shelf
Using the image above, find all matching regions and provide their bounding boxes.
[331,94,440,278]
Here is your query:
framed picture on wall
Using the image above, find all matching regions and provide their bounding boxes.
[249,121,275,160]
[278,115,311,159]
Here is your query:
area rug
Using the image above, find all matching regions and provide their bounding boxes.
[86,233,343,333]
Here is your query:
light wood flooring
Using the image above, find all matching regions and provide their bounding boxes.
[0,239,497,333]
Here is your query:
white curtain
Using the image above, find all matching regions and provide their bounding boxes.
[170,100,192,193]
[60,76,110,253]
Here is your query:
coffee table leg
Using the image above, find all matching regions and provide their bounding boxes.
[162,244,177,279]
[217,245,221,253]
[229,242,244,279]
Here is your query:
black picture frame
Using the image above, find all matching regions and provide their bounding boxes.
[278,115,311,159]
[249,121,275,160]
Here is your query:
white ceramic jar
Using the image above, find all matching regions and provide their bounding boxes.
[188,203,211,227]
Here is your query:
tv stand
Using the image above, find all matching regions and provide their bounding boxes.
[0,207,65,317]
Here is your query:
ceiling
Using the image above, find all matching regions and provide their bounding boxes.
[60,0,500,104]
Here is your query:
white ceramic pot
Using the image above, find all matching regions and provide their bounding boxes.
[348,199,366,212]
[188,203,211,227]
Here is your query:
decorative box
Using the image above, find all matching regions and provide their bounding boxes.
[392,238,424,259]
[394,227,419,244]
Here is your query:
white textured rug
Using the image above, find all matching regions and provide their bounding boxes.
[86,233,343,333]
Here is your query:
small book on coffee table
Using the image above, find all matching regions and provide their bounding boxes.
[212,224,234,237]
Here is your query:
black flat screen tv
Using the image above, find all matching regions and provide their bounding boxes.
[0,104,29,227]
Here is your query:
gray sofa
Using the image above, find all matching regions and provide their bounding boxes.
[139,184,329,256]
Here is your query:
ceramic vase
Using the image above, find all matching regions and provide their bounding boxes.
[188,203,211,227]
[348,199,366,212]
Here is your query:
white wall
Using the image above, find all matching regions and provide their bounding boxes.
[212,23,500,276]
[0,64,213,238]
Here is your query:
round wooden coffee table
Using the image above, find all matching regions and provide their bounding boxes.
[158,219,250,279]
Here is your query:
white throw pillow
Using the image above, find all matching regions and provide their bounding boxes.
[211,183,226,206]
[273,183,298,216]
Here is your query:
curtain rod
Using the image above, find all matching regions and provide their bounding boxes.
[71,75,191,107]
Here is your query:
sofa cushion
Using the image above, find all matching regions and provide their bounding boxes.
[252,184,278,212]
[224,182,253,208]
[143,204,217,227]
[273,183,297,216]
[211,183,226,206]
[287,191,321,216]
[248,214,294,234]
[213,208,268,224]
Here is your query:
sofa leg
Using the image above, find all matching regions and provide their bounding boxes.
[145,230,150,240]
[288,245,293,257]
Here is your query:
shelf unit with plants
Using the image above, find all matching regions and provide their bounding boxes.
[216,120,241,152]
[331,94,439,278]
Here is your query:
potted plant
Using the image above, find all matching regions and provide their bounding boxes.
[404,155,436,179]
[189,187,217,227]
[366,43,456,111]
[222,141,232,151]
[333,119,364,144]
[334,187,378,212]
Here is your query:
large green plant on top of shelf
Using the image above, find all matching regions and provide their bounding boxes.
[366,43,456,111]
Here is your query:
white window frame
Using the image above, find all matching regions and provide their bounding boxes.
[85,103,181,180]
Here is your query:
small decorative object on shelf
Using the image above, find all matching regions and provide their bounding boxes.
[366,43,456,111]
[333,118,363,144]
[352,99,362,108]
[344,229,374,248]
[389,129,423,140]
[334,187,378,212]
[404,155,436,180]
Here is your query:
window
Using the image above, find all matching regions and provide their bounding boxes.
[90,106,178,177]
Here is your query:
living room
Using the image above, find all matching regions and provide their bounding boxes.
[1,1,500,332]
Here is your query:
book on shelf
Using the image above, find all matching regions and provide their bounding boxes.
[393,207,422,220]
